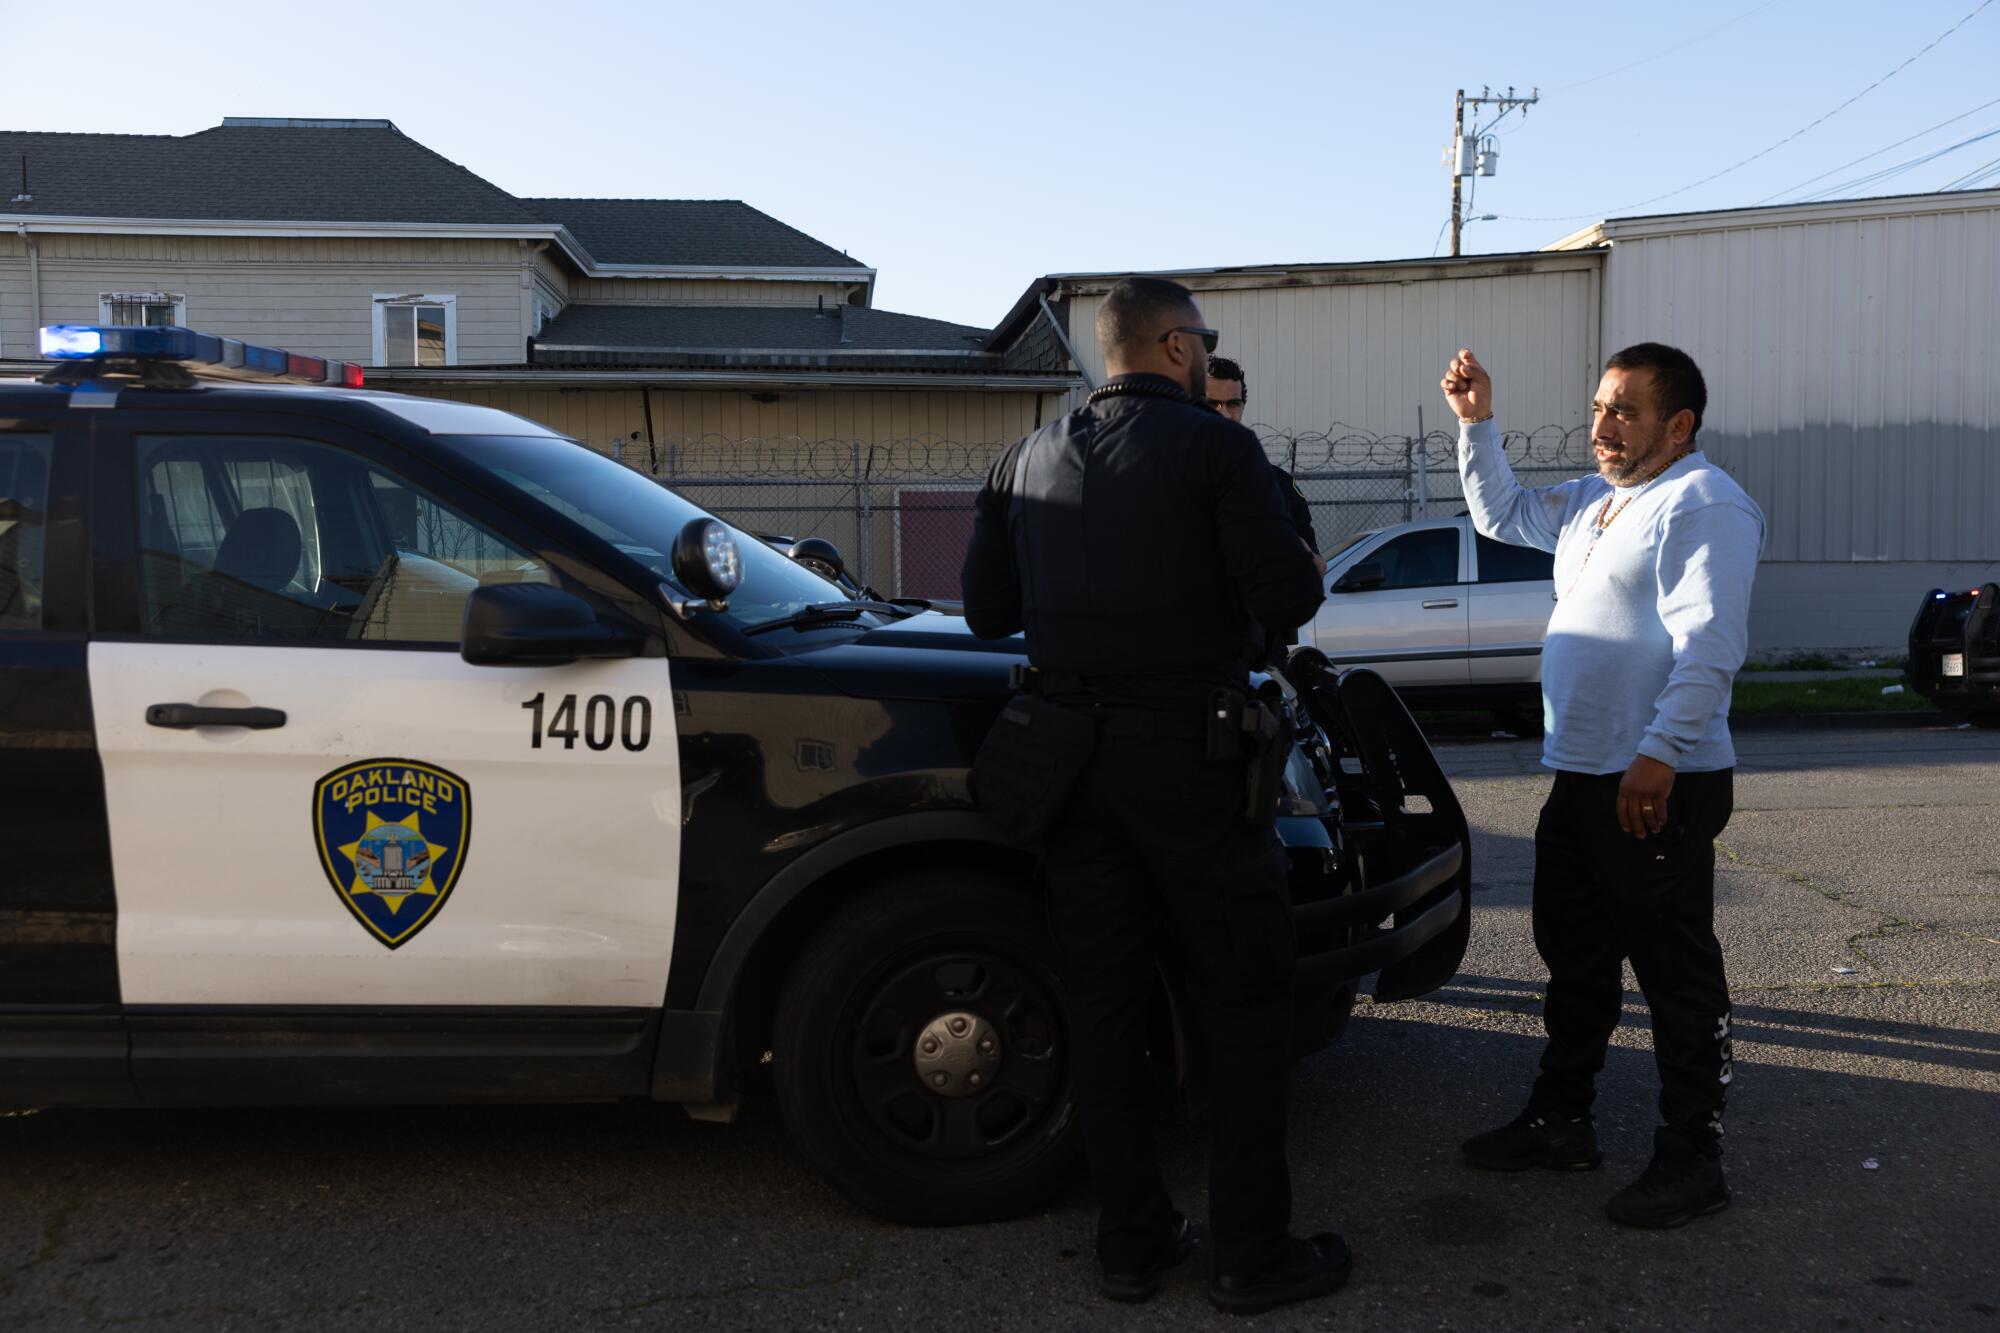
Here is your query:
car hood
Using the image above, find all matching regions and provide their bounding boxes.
[804,612,1025,701]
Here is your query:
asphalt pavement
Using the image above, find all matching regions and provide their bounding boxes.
[3,726,1996,1331]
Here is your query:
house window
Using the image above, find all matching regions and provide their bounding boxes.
[371,294,457,368]
[100,292,186,326]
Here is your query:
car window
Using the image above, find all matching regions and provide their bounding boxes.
[137,434,550,644]
[1326,531,1374,564]
[430,434,886,635]
[0,434,53,630]
[1475,534,1555,584]
[1368,528,1460,590]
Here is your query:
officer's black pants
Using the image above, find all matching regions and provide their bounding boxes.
[1529,768,1735,1150]
[1043,733,1295,1278]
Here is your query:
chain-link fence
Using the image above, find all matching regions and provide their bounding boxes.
[615,426,1592,601]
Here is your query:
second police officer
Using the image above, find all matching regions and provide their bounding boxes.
[961,277,1345,1315]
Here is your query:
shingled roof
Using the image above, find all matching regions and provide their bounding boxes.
[0,121,542,225]
[534,304,985,355]
[521,199,865,270]
[0,119,871,273]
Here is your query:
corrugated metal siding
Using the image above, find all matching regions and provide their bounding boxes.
[1602,199,2000,562]
[1059,257,1602,439]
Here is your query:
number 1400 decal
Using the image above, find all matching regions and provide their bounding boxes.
[522,693,653,751]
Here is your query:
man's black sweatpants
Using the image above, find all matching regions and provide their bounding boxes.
[1529,768,1735,1151]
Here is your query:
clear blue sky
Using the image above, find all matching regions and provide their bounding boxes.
[6,0,1996,326]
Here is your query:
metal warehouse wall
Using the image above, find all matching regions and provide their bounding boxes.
[1598,193,2000,563]
[1595,191,2000,650]
[1056,252,1603,440]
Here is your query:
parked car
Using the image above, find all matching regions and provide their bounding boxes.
[1305,515,1554,729]
[1908,582,2000,727]
[1,323,1471,1228]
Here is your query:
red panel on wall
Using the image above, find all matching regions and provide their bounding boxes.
[895,488,979,601]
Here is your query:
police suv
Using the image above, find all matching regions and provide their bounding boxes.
[0,326,1472,1224]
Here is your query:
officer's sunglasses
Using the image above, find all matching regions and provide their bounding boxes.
[1159,326,1220,354]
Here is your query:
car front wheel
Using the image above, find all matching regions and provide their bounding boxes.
[771,871,1082,1224]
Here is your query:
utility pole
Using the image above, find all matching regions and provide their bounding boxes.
[1449,90,1465,259]
[1446,84,1538,256]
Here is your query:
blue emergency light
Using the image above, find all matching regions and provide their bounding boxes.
[37,325,365,388]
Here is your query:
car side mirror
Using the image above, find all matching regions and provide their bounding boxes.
[1333,562,1385,593]
[461,583,644,667]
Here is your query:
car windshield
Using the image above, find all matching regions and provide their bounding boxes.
[431,435,884,633]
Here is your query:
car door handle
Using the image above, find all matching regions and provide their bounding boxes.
[1421,599,1459,609]
[145,703,288,730]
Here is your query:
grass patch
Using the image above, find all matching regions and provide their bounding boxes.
[1730,676,1932,714]
[1741,652,1909,673]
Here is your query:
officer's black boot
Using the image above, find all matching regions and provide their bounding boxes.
[1461,1108,1602,1171]
[1207,1233,1351,1316]
[1605,1126,1729,1228]
[1097,1212,1195,1303]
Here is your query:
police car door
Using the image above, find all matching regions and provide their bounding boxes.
[86,414,679,1095]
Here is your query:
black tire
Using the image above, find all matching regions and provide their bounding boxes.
[1972,712,2000,730]
[772,871,1082,1225]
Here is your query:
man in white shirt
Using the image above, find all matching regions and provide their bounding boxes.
[1441,343,1764,1229]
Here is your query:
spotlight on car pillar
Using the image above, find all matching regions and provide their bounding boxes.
[672,518,743,608]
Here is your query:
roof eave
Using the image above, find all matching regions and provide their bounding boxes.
[1594,185,2000,239]
[0,213,567,242]
[0,214,873,296]
[583,261,878,288]
[984,276,1059,353]
[369,366,1079,392]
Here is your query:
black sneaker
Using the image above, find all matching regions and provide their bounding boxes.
[1606,1128,1729,1228]
[1208,1232,1352,1316]
[1097,1212,1195,1303]
[1462,1109,1602,1171]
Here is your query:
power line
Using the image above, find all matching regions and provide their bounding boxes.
[1792,124,2000,201]
[1548,0,1790,93]
[1758,95,2000,202]
[1937,150,2000,190]
[1496,0,1997,223]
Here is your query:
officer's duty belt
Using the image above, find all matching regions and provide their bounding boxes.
[1095,706,1208,743]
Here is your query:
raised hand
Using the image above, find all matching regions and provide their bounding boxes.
[1440,347,1492,422]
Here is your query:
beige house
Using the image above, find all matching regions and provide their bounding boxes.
[0,117,1075,457]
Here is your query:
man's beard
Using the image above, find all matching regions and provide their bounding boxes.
[1598,432,1670,485]
[1184,359,1207,402]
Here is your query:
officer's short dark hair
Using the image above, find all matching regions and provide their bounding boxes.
[1096,277,1199,360]
[1208,356,1247,403]
[1605,342,1707,442]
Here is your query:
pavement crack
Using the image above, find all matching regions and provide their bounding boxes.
[1715,839,2000,964]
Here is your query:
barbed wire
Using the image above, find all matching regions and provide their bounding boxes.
[609,425,1592,482]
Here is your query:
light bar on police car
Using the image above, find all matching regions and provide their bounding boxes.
[37,324,365,388]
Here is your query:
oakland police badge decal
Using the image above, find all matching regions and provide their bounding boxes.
[313,760,472,949]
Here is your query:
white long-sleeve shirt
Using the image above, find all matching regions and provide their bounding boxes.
[1458,417,1766,775]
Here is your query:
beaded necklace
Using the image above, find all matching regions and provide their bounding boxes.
[1560,448,1692,600]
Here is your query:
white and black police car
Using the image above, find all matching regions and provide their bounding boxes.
[0,325,1472,1223]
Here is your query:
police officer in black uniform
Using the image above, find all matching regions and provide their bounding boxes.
[961,277,1347,1315]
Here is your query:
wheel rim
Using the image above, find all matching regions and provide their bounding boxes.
[844,945,1065,1164]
